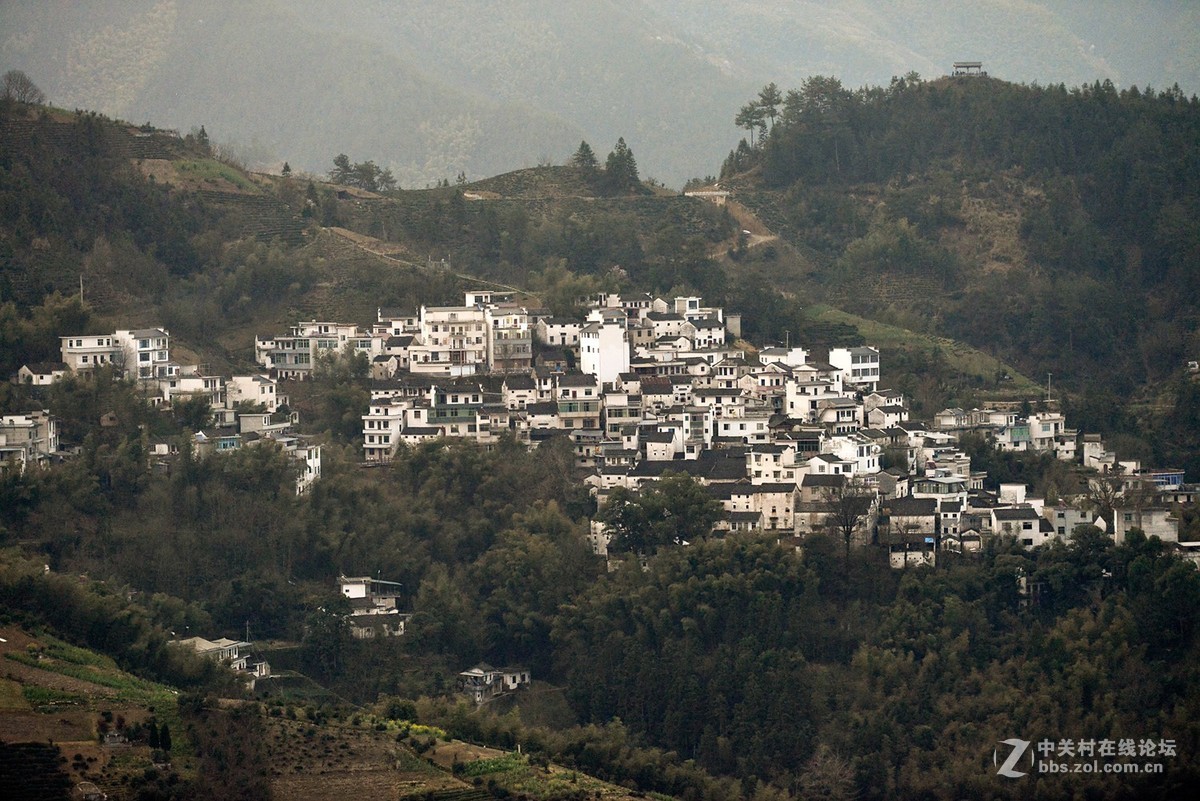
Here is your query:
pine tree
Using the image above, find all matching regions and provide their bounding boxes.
[159,723,172,753]
[758,82,783,129]
[571,140,599,173]
[329,153,352,184]
[604,137,640,194]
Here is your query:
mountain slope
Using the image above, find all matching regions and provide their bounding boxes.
[4,1,1197,186]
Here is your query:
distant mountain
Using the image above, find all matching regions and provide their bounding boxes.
[2,1,1196,187]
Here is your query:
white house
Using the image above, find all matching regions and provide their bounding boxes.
[16,362,67,385]
[536,317,583,348]
[227,374,281,413]
[114,328,175,382]
[829,346,880,392]
[60,334,120,373]
[485,305,533,374]
[339,575,408,639]
[410,305,488,376]
[257,321,378,380]
[580,318,630,385]
[0,411,59,475]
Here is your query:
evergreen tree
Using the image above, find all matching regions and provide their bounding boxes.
[329,153,353,184]
[604,137,640,194]
[757,82,783,130]
[735,101,767,147]
[571,140,599,174]
[159,723,172,753]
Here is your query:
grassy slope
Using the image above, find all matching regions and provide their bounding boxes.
[715,187,1046,398]
[805,304,1040,395]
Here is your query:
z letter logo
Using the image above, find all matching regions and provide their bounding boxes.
[995,738,1032,778]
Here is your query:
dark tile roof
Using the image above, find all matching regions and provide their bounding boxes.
[630,453,748,481]
[993,507,1042,521]
[503,374,536,390]
[887,497,938,516]
[802,473,846,488]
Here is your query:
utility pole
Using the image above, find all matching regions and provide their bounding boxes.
[1046,373,1052,404]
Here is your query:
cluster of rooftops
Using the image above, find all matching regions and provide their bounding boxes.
[20,289,1195,572]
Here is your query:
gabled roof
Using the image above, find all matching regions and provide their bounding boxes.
[749,443,791,454]
[503,374,536,390]
[22,361,67,373]
[558,373,598,387]
[707,483,737,500]
[640,376,672,393]
[754,483,798,494]
[629,453,748,481]
[993,506,1042,521]
[888,497,938,516]
[802,473,846,488]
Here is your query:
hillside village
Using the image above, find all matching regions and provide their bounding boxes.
[7,289,1197,576]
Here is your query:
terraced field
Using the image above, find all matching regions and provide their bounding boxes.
[0,627,191,801]
[264,715,459,801]
[194,189,309,246]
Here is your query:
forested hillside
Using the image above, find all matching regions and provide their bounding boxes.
[4,83,1200,799]
[720,74,1200,475]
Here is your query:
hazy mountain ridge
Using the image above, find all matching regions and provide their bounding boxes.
[4,1,1196,186]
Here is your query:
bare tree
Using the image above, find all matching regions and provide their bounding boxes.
[823,479,877,559]
[2,70,46,105]
[1082,467,1157,535]
[795,744,857,801]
